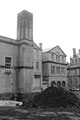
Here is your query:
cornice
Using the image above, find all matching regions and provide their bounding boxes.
[42,61,67,65]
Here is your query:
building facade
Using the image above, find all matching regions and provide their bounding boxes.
[67,48,80,90]
[33,43,42,92]
[42,46,67,89]
[0,10,42,95]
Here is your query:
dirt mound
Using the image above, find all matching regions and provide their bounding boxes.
[23,87,80,108]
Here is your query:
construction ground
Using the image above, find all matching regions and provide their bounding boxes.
[0,106,80,120]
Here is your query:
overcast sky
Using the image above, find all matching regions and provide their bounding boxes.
[0,0,80,62]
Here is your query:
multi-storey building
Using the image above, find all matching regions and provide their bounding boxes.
[0,9,72,97]
[42,45,67,89]
[67,48,80,90]
[0,10,42,96]
[33,43,42,92]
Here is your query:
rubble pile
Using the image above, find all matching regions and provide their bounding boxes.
[23,87,80,108]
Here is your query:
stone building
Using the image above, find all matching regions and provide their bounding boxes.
[42,45,67,89]
[67,48,80,90]
[0,10,42,95]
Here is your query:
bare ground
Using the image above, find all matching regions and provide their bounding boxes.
[0,106,80,120]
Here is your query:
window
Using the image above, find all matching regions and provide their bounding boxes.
[57,81,61,87]
[70,58,74,63]
[34,75,40,79]
[36,62,39,69]
[36,50,39,59]
[51,53,54,61]
[75,59,77,63]
[51,66,55,74]
[62,56,64,63]
[74,69,77,75]
[56,67,60,74]
[5,57,12,69]
[71,59,74,63]
[68,79,72,88]
[43,79,48,82]
[51,81,56,87]
[61,67,65,74]
[62,81,66,87]
[56,55,60,62]
[74,78,77,88]
[56,55,58,61]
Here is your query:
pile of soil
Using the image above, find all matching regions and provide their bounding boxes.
[23,87,80,108]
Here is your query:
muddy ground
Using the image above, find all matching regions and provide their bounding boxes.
[0,106,80,120]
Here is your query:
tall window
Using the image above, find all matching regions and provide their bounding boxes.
[68,79,72,88]
[36,50,39,59]
[56,55,60,62]
[61,67,65,74]
[62,56,64,63]
[51,53,54,61]
[56,67,60,74]
[74,69,77,75]
[5,57,12,69]
[51,66,55,74]
[36,62,39,69]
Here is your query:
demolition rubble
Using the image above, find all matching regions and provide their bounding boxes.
[23,86,80,109]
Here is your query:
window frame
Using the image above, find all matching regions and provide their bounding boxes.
[51,66,55,74]
[36,62,39,70]
[51,53,54,61]
[56,67,60,74]
[62,56,64,63]
[5,56,12,69]
[61,67,65,74]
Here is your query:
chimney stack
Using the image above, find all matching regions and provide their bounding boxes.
[39,43,42,50]
[73,48,76,57]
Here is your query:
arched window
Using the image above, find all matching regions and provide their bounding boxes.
[62,81,66,87]
[51,81,56,87]
[57,81,61,87]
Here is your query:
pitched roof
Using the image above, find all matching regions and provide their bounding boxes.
[43,45,66,57]
[43,47,53,52]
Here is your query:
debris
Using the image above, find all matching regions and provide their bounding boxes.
[23,87,80,108]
